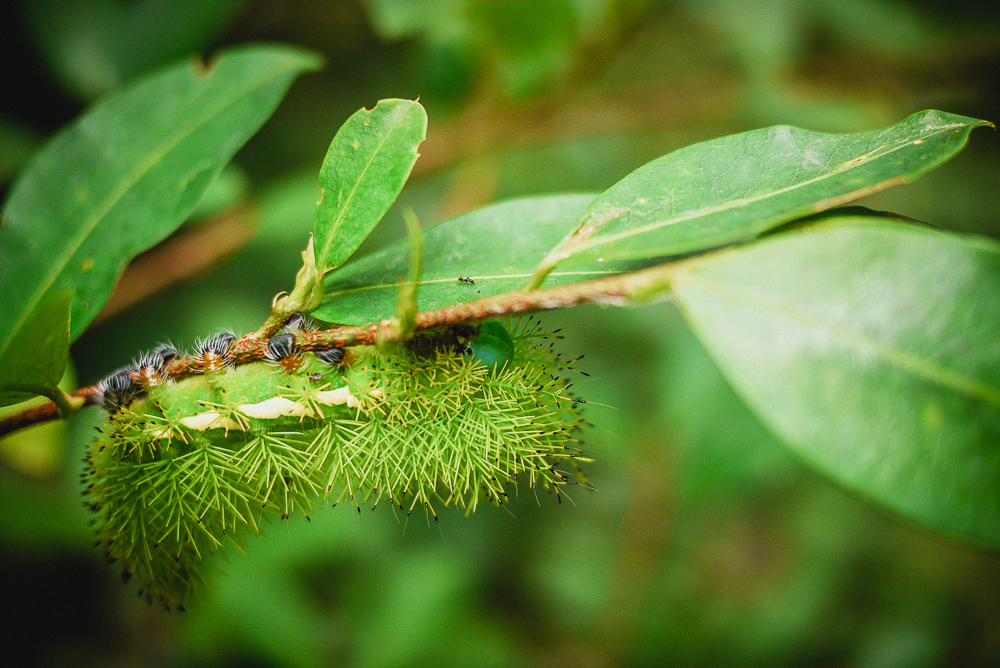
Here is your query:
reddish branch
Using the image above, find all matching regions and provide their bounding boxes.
[0,386,101,437]
[0,263,677,438]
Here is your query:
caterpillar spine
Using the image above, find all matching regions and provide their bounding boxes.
[85,318,589,608]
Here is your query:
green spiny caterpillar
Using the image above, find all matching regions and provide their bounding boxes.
[83,318,589,609]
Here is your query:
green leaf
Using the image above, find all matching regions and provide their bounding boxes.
[315,193,638,325]
[312,99,427,274]
[0,44,322,356]
[0,117,40,185]
[22,0,246,99]
[0,292,71,407]
[671,218,1000,548]
[542,110,990,272]
[186,164,251,222]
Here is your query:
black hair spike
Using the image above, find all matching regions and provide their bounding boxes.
[133,351,166,374]
[197,330,236,356]
[314,346,345,365]
[97,367,143,413]
[264,333,297,361]
[193,330,237,372]
[282,313,313,333]
[153,343,178,364]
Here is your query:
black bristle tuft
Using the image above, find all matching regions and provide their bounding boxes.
[193,330,237,371]
[97,366,143,413]
[314,346,345,365]
[282,312,315,333]
[197,330,237,356]
[154,343,178,364]
[264,333,297,361]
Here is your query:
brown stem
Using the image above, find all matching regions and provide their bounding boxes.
[0,386,101,438]
[0,261,679,438]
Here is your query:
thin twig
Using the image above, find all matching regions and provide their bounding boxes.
[0,260,680,438]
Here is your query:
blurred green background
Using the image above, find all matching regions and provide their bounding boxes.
[2,1,1000,666]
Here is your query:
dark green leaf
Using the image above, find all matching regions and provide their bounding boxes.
[315,193,638,324]
[312,99,427,274]
[187,164,251,222]
[0,44,322,356]
[545,110,990,270]
[0,117,40,185]
[0,292,71,407]
[672,218,1000,548]
[22,0,246,99]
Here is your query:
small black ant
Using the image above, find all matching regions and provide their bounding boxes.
[458,276,475,285]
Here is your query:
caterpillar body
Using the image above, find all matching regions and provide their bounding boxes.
[84,319,589,608]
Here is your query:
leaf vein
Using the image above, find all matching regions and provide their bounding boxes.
[678,273,1000,409]
[4,58,305,356]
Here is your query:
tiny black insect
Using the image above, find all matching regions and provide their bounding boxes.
[458,276,475,285]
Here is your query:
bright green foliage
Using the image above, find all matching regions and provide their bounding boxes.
[672,217,1000,548]
[85,322,586,607]
[0,292,71,408]
[312,99,427,273]
[3,0,1000,661]
[539,110,990,274]
[317,193,636,324]
[0,118,39,184]
[0,43,321,372]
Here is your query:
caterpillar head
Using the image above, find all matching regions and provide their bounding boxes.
[84,319,590,609]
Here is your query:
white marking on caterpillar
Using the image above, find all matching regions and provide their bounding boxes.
[238,397,299,419]
[180,412,245,431]
[315,386,354,406]
[237,389,364,418]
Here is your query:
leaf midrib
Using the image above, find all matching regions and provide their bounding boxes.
[1,57,304,358]
[315,101,422,271]
[568,120,973,256]
[676,271,1000,409]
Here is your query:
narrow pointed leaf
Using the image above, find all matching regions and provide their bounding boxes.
[0,44,322,355]
[315,193,639,324]
[0,292,71,407]
[546,110,990,269]
[672,219,1000,548]
[312,99,427,273]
